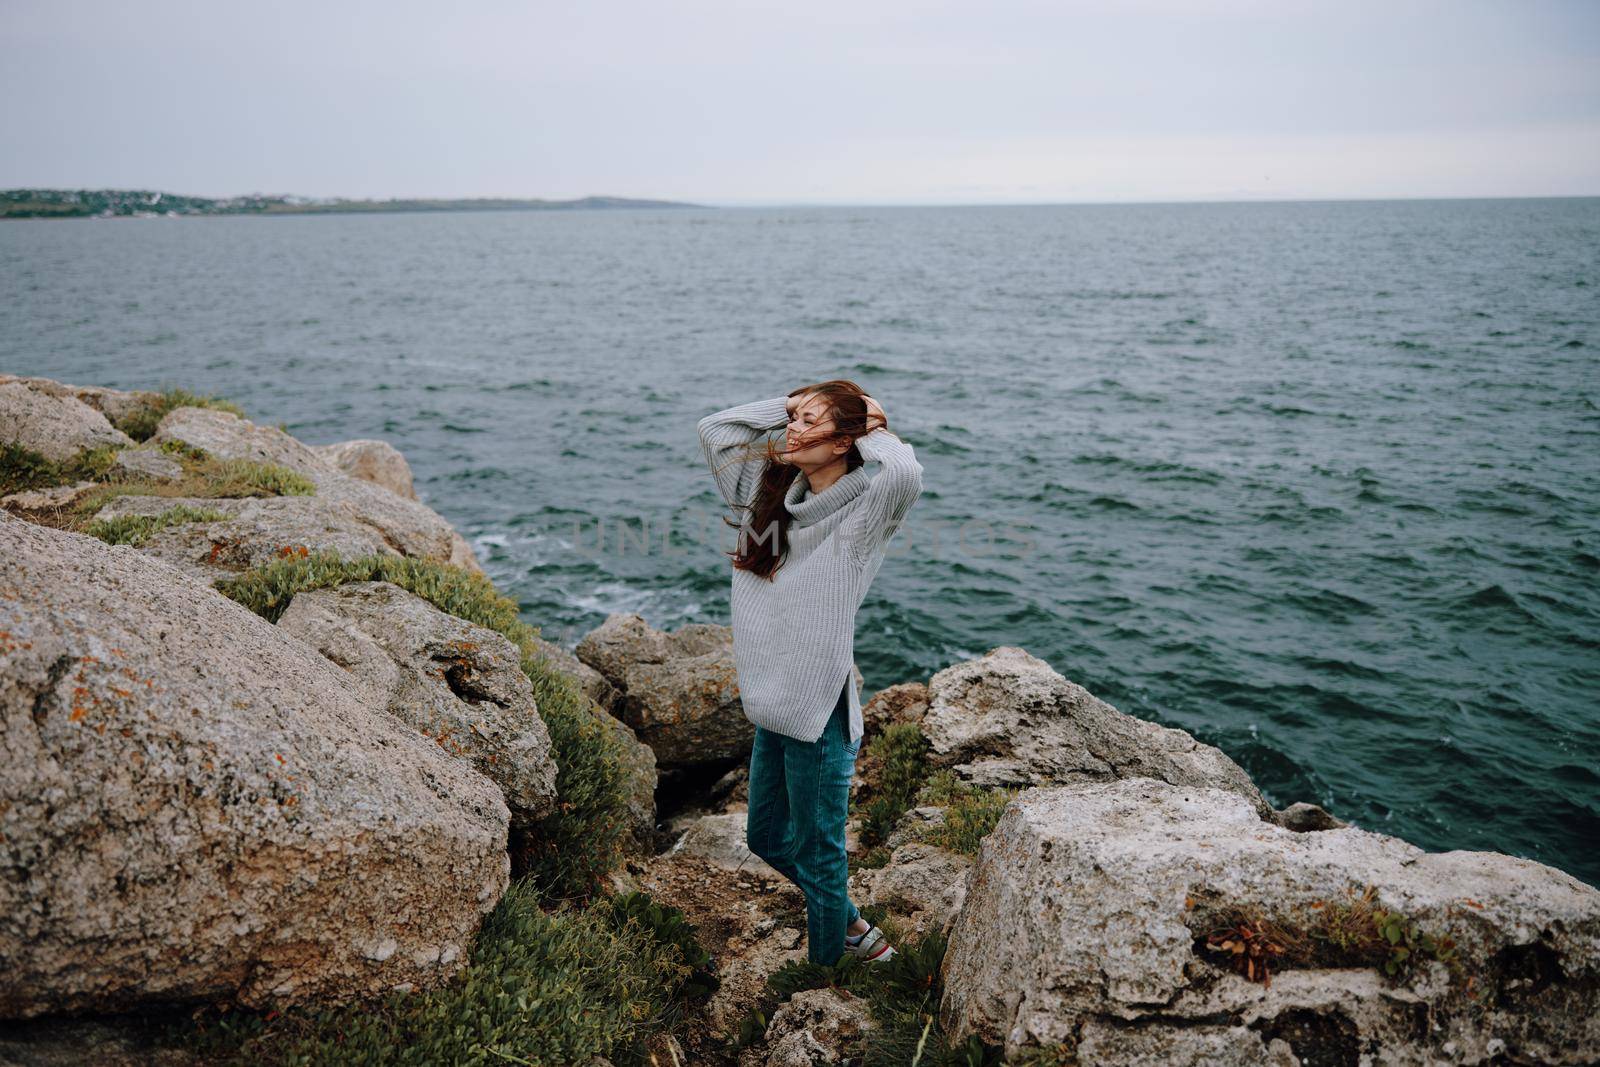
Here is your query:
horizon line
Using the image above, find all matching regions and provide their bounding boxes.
[6,186,1599,212]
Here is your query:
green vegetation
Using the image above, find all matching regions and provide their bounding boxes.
[215,550,632,900]
[170,880,710,1067]
[852,727,1014,859]
[83,504,230,546]
[0,441,122,497]
[914,771,1016,857]
[733,908,1003,1067]
[1199,886,1463,990]
[68,456,315,524]
[113,387,247,441]
[856,722,933,847]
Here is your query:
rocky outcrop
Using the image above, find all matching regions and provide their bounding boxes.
[0,513,511,1018]
[667,812,782,881]
[0,481,100,513]
[742,988,876,1067]
[90,494,403,582]
[276,581,559,828]
[149,406,483,574]
[920,646,1269,814]
[312,439,418,500]
[109,446,183,483]
[848,841,973,941]
[528,635,622,715]
[939,778,1600,1064]
[575,612,752,770]
[0,380,132,462]
[0,374,157,427]
[860,681,929,740]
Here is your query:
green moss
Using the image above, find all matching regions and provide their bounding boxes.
[83,504,229,546]
[0,441,124,497]
[168,881,702,1067]
[113,387,247,442]
[215,550,631,900]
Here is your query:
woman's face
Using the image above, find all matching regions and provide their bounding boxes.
[782,394,845,468]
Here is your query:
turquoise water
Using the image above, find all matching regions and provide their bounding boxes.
[2,199,1596,885]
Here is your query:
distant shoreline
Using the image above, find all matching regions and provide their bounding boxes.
[0,189,707,220]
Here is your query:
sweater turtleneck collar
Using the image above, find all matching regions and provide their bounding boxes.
[784,464,872,528]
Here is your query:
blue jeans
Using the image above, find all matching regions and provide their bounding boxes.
[745,680,862,965]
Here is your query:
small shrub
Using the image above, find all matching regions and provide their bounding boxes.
[606,891,719,1004]
[114,387,247,441]
[1202,915,1305,988]
[913,771,1014,857]
[856,722,932,847]
[195,458,316,498]
[855,845,893,870]
[83,504,229,546]
[216,550,631,899]
[0,441,124,496]
[168,880,691,1066]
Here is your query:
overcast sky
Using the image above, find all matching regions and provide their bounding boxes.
[3,0,1597,206]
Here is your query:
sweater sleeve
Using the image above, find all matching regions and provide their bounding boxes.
[697,395,792,509]
[842,428,924,566]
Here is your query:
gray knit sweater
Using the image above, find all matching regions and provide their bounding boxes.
[697,395,924,745]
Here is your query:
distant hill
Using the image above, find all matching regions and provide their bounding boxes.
[0,189,707,219]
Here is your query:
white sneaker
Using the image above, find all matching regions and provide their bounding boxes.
[842,924,896,963]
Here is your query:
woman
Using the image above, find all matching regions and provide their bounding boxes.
[696,379,924,967]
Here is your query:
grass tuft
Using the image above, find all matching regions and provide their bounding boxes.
[113,387,247,441]
[83,504,230,546]
[0,441,124,497]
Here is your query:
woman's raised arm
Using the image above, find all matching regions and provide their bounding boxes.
[696,395,792,509]
[841,426,923,566]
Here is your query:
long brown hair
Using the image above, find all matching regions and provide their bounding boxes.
[718,380,878,580]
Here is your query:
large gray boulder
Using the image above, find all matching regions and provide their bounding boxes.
[939,778,1600,1065]
[149,406,482,573]
[276,581,559,828]
[921,647,1268,814]
[0,513,510,1018]
[575,612,752,770]
[0,380,133,462]
[0,374,158,428]
[312,438,418,500]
